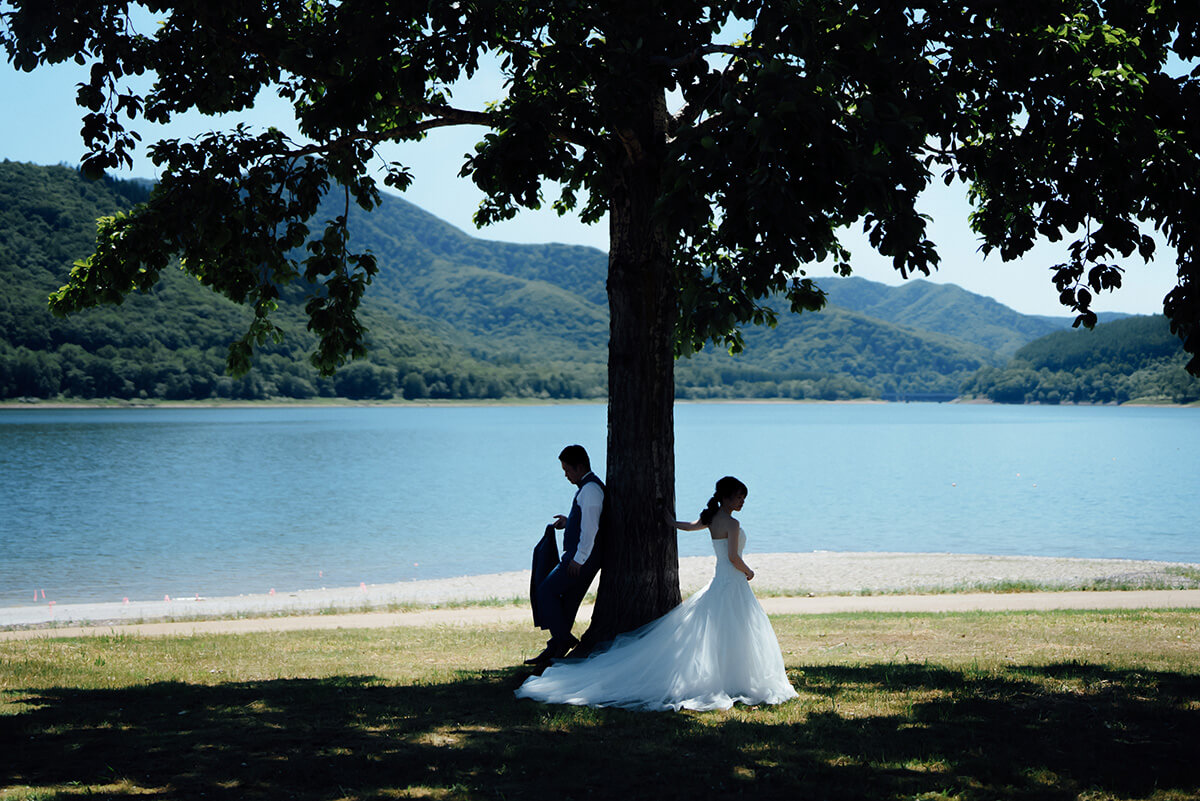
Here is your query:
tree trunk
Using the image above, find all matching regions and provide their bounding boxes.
[579,95,681,647]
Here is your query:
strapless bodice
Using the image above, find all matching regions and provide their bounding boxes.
[710,527,746,556]
[711,528,746,577]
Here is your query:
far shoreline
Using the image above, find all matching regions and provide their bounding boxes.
[2,396,1197,410]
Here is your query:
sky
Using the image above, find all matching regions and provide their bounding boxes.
[1,52,1180,317]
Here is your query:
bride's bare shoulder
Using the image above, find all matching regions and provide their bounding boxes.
[709,515,737,540]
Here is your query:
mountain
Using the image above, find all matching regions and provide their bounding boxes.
[0,160,1176,403]
[283,186,1005,399]
[667,303,995,400]
[822,276,1134,355]
[961,315,1200,404]
[310,190,1023,399]
[312,189,610,365]
[822,276,1065,356]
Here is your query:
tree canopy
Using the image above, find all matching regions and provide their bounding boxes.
[5,0,1200,638]
[6,2,1199,367]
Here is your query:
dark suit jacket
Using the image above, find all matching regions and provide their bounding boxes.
[530,524,560,630]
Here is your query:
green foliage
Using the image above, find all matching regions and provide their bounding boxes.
[961,316,1200,404]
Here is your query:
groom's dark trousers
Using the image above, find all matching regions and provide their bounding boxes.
[535,553,600,647]
[535,472,604,647]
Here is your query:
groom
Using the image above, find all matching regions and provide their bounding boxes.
[526,444,606,666]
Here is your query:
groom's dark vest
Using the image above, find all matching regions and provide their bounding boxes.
[563,473,605,566]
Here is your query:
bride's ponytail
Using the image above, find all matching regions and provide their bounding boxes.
[698,493,721,526]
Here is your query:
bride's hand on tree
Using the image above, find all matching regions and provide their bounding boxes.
[671,513,707,532]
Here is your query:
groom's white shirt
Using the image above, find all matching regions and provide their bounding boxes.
[572,473,603,565]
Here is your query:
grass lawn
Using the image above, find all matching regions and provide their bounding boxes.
[2,609,1198,800]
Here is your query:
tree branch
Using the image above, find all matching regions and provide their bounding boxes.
[668,58,741,138]
[402,101,496,129]
[649,43,753,70]
[670,93,719,138]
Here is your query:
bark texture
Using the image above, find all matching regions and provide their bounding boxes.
[579,93,682,647]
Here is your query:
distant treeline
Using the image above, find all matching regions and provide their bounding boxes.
[0,343,881,403]
[0,342,609,402]
[674,361,877,401]
[960,315,1200,404]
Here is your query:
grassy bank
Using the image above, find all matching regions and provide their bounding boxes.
[2,609,1198,800]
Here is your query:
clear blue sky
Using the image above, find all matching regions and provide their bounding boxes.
[1,53,1178,317]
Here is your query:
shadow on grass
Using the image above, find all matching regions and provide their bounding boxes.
[3,662,1198,800]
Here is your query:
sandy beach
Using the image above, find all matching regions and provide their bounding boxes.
[3,551,1199,639]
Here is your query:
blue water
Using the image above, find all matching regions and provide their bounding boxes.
[1,403,1197,606]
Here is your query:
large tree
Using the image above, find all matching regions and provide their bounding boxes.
[4,0,1199,641]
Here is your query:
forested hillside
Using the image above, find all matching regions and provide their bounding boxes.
[292,172,1008,400]
[823,277,1063,356]
[0,162,606,401]
[2,161,1184,404]
[961,315,1200,404]
[679,304,1000,399]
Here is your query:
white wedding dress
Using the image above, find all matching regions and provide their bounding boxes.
[515,529,798,711]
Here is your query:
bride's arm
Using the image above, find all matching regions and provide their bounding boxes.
[727,536,754,581]
[666,510,707,531]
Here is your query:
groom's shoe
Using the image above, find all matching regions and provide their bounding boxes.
[525,635,579,667]
[548,634,579,660]
[523,641,556,666]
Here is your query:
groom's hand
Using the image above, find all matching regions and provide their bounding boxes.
[568,560,582,577]
[552,515,567,530]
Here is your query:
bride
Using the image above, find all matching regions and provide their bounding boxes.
[514,476,798,711]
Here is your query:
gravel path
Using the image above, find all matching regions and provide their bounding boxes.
[2,551,1197,638]
[4,589,1200,641]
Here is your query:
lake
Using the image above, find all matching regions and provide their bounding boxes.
[1,402,1197,607]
